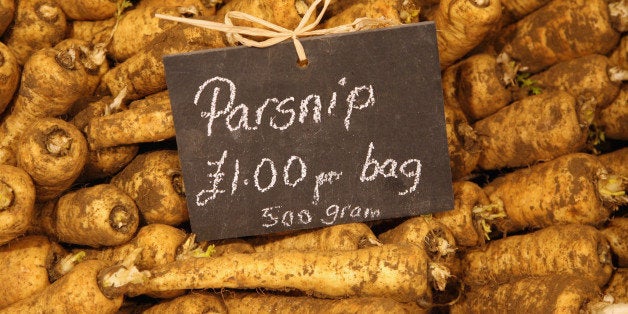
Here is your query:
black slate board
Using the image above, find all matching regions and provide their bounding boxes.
[164,21,454,241]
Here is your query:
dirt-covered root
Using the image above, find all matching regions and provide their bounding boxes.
[0,165,35,245]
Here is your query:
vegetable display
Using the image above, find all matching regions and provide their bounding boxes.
[0,0,625,312]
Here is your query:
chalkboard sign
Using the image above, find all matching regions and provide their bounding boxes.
[164,22,453,241]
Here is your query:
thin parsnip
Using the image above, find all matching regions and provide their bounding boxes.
[462,224,614,287]
[35,184,139,248]
[474,91,590,170]
[99,244,448,305]
[0,165,35,245]
[483,153,626,233]
[0,42,19,114]
[16,118,88,202]
[111,150,187,225]
[0,235,65,308]
[0,260,123,314]
[249,223,380,252]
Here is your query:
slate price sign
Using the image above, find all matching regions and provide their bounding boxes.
[164,21,454,241]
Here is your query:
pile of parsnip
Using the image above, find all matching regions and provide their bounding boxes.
[0,0,626,313]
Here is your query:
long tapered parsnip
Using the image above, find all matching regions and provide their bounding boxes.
[451,275,602,313]
[0,44,94,165]
[36,184,139,248]
[432,0,502,68]
[0,165,35,246]
[483,153,626,233]
[0,42,19,114]
[497,0,620,73]
[111,150,187,225]
[462,224,614,287]
[0,260,123,314]
[0,235,65,308]
[250,223,380,252]
[16,118,88,202]
[474,91,590,170]
[3,0,67,65]
[99,244,441,305]
[85,91,175,149]
[433,181,504,247]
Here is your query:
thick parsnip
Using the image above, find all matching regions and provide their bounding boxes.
[443,104,480,180]
[432,0,502,68]
[3,0,67,65]
[442,53,512,121]
[57,0,117,21]
[433,181,504,247]
[16,118,88,202]
[601,218,628,267]
[0,165,35,245]
[597,84,628,141]
[604,268,628,303]
[497,0,620,73]
[111,150,187,225]
[322,0,402,28]
[0,0,14,36]
[451,275,602,313]
[0,42,19,114]
[520,54,625,109]
[0,45,94,165]
[462,224,614,287]
[474,91,590,170]
[143,292,227,314]
[221,292,428,314]
[85,91,175,149]
[597,147,628,178]
[0,235,65,308]
[0,260,123,314]
[36,184,139,248]
[483,153,625,233]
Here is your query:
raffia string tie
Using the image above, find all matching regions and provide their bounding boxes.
[155,0,398,63]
